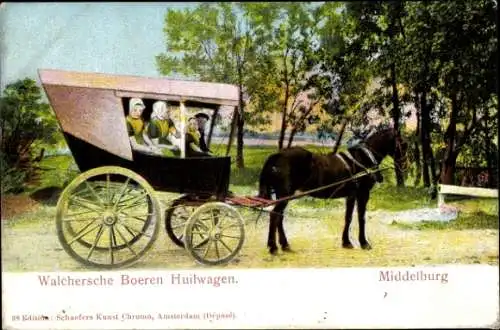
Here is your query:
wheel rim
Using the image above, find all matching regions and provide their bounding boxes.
[184,202,245,266]
[56,166,160,269]
[165,195,200,248]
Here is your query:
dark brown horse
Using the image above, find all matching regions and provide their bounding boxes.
[258,127,408,255]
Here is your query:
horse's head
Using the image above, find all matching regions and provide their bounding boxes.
[365,127,409,170]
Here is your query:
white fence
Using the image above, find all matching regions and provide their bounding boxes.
[437,184,498,207]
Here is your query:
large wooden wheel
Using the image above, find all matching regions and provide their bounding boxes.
[184,202,245,266]
[56,166,160,269]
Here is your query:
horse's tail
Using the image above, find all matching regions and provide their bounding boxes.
[258,153,281,200]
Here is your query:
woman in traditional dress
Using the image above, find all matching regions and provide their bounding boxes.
[144,100,180,157]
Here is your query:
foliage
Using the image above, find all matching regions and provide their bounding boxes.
[155,1,497,185]
[0,78,60,193]
[156,3,281,167]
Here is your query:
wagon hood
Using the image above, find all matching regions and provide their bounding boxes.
[38,69,239,160]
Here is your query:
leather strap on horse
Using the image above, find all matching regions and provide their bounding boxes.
[343,146,382,183]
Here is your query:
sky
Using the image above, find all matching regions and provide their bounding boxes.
[0,2,195,90]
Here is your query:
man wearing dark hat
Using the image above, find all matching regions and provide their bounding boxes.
[194,112,211,153]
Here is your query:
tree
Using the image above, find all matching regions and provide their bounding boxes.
[156,3,278,168]
[427,0,497,185]
[309,2,379,154]
[341,1,408,186]
[262,2,320,149]
[0,78,59,193]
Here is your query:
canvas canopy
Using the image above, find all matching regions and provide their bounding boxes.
[38,69,239,160]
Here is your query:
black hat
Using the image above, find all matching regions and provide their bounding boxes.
[194,112,210,120]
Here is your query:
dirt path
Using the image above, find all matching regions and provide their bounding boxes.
[1,203,498,272]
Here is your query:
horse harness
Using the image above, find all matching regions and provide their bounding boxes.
[335,144,383,186]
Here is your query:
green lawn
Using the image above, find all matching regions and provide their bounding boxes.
[2,145,497,271]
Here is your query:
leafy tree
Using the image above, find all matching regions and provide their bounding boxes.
[424,0,497,185]
[305,3,368,151]
[339,1,407,186]
[156,3,278,168]
[0,78,59,193]
[261,2,320,149]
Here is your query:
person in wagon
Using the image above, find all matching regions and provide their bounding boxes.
[185,116,212,157]
[126,98,159,154]
[144,100,181,157]
[194,112,211,153]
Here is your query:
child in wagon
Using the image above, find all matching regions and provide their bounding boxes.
[144,100,181,157]
[185,116,212,157]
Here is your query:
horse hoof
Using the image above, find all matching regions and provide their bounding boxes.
[361,243,372,250]
[342,242,354,249]
[282,246,295,253]
[269,247,279,255]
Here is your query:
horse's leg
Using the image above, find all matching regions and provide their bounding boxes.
[356,189,372,250]
[275,201,291,252]
[342,195,356,249]
[267,205,280,255]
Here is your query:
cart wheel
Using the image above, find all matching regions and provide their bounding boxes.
[66,192,153,251]
[184,202,245,266]
[165,195,200,248]
[56,166,160,269]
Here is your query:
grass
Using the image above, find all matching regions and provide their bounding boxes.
[9,144,498,230]
[2,145,498,271]
[392,198,499,231]
[393,211,498,230]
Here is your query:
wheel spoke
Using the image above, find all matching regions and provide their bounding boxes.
[191,229,208,236]
[220,223,241,231]
[120,223,152,238]
[119,214,148,223]
[109,226,116,265]
[113,177,131,208]
[68,221,101,245]
[86,224,105,260]
[63,216,99,222]
[218,238,233,253]
[115,226,138,256]
[116,191,148,211]
[214,240,221,260]
[220,234,241,239]
[84,181,105,208]
[69,196,103,213]
[193,237,210,249]
[194,221,210,231]
[63,209,100,219]
[202,240,212,258]
[106,174,111,203]
[210,209,219,227]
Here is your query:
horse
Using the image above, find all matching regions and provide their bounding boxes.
[258,127,408,255]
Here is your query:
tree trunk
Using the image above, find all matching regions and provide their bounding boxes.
[413,94,422,186]
[286,128,297,148]
[389,63,404,187]
[420,91,431,187]
[440,94,459,185]
[278,52,290,150]
[332,118,348,154]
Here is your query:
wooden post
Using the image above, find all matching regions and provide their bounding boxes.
[179,100,186,158]
[207,105,220,149]
[225,106,238,157]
